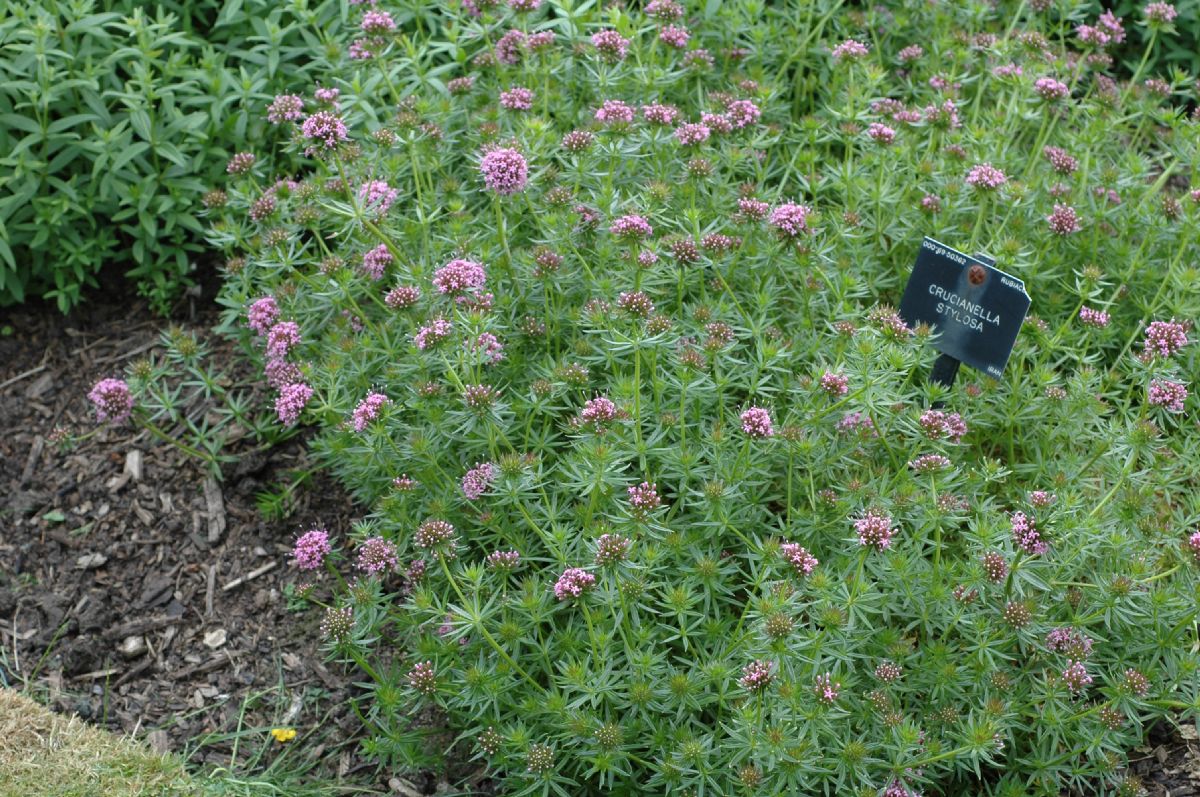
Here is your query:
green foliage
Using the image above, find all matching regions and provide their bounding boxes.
[0,0,342,313]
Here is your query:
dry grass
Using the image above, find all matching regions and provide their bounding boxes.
[0,689,197,797]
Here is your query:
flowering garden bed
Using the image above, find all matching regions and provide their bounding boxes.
[6,0,1200,795]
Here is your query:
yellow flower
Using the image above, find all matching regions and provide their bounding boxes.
[270,728,297,743]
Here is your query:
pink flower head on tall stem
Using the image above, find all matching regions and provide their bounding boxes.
[88,378,134,424]
[479,148,528,194]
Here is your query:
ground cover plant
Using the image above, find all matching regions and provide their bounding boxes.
[94,0,1200,793]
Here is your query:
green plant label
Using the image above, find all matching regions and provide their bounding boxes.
[899,237,1031,379]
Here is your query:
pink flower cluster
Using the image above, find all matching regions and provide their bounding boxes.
[919,410,967,442]
[611,214,653,239]
[982,551,1007,582]
[479,148,529,194]
[780,542,818,576]
[739,660,774,692]
[461,462,497,500]
[642,104,678,125]
[500,86,535,111]
[1148,378,1187,413]
[352,392,389,432]
[1034,77,1070,102]
[300,111,348,153]
[1062,661,1092,693]
[1011,511,1048,555]
[819,372,849,397]
[769,203,812,237]
[414,318,453,350]
[580,396,619,428]
[358,180,398,214]
[855,510,895,550]
[88,378,134,424]
[433,259,487,296]
[275,383,312,426]
[487,550,520,571]
[362,244,393,280]
[659,25,689,48]
[414,519,457,555]
[908,453,951,473]
[675,122,710,145]
[1143,320,1188,358]
[356,536,398,574]
[1046,204,1081,235]
[293,528,331,570]
[266,321,302,359]
[266,94,304,124]
[831,39,869,62]
[408,660,436,695]
[591,29,629,62]
[247,296,280,335]
[595,99,636,126]
[594,533,631,566]
[1079,307,1110,327]
[966,162,1007,191]
[1143,2,1178,24]
[468,332,504,365]
[867,123,896,145]
[813,672,840,705]
[554,567,596,600]
[740,406,774,437]
[628,481,662,517]
[1046,627,1093,659]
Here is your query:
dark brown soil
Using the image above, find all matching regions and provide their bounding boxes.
[0,271,418,790]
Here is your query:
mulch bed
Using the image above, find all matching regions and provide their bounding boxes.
[0,272,451,793]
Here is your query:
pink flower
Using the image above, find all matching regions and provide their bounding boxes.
[264,358,301,389]
[266,94,304,124]
[266,322,302,359]
[414,319,453,350]
[831,39,869,62]
[448,76,475,95]
[1062,660,1092,693]
[966,162,1008,190]
[1011,511,1048,555]
[385,285,421,309]
[500,86,535,111]
[468,333,504,364]
[769,203,812,237]
[407,660,436,695]
[358,180,398,214]
[510,0,540,10]
[1046,627,1093,659]
[819,372,849,397]
[813,672,840,704]
[641,103,678,125]
[725,99,761,129]
[495,29,526,64]
[580,396,620,428]
[591,29,630,61]
[554,567,596,600]
[628,481,662,517]
[461,462,497,500]
[617,291,654,318]
[646,0,684,20]
[982,552,1007,582]
[1042,146,1078,174]
[855,510,895,550]
[919,409,967,442]
[314,86,340,105]
[659,24,690,48]
[226,152,255,174]
[1034,77,1070,101]
[479,148,528,194]
[293,528,332,570]
[1079,307,1110,328]
[595,99,636,126]
[739,660,774,692]
[741,406,774,437]
[1148,378,1187,412]
[738,198,769,220]
[275,383,312,426]
[1143,2,1177,24]
[1189,531,1200,564]
[1047,204,1081,235]
[867,122,896,145]
[352,392,390,431]
[414,519,457,556]
[562,130,595,152]
[908,454,951,472]
[362,244,393,280]
[897,44,923,63]
[780,542,818,576]
[88,378,134,424]
[1143,320,1188,358]
[433,259,487,296]
[674,122,710,145]
[594,533,631,566]
[920,195,942,214]
[610,214,654,239]
[361,9,396,34]
[247,296,280,336]
[300,111,348,153]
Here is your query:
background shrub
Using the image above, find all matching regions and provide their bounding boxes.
[196,0,1200,794]
[0,0,343,313]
